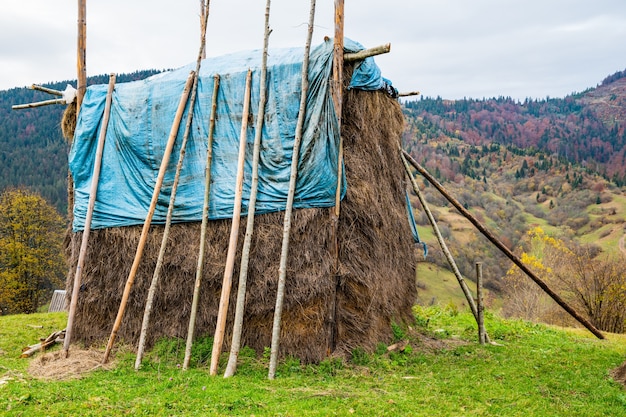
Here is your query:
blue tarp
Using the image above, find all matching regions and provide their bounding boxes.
[69,40,388,231]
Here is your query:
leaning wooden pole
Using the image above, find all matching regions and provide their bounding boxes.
[102,71,196,364]
[332,0,344,217]
[326,0,345,361]
[400,151,481,323]
[268,0,316,380]
[76,0,87,114]
[209,69,253,376]
[63,73,115,358]
[136,0,212,371]
[401,149,606,340]
[224,0,272,378]
[183,73,220,370]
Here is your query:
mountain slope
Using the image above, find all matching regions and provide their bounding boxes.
[403,69,626,184]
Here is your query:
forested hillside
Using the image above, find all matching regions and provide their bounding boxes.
[403,69,626,185]
[0,70,161,214]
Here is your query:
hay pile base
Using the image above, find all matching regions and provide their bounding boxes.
[28,348,115,380]
[65,87,416,364]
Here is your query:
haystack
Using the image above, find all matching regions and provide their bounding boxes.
[63,47,416,364]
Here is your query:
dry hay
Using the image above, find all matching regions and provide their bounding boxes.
[28,348,115,380]
[612,360,626,389]
[64,80,416,363]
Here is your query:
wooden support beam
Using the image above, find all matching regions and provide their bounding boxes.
[138,0,212,372]
[343,43,390,62]
[64,73,116,358]
[268,0,317,380]
[12,99,66,110]
[401,149,605,340]
[30,84,63,96]
[400,151,482,325]
[183,74,220,371]
[209,69,253,376]
[224,0,272,379]
[398,91,421,98]
[77,0,87,114]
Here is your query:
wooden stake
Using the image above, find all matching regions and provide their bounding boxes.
[224,0,272,378]
[63,73,115,358]
[136,0,212,372]
[476,262,486,345]
[400,151,482,324]
[267,0,317,380]
[102,71,196,364]
[77,0,87,114]
[183,74,220,370]
[209,69,253,376]
[401,149,606,340]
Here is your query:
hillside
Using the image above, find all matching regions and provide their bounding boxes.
[404,69,626,184]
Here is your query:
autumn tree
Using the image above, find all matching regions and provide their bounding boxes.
[553,247,626,333]
[503,227,626,333]
[0,188,66,314]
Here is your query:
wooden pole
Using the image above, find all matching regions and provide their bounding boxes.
[76,0,87,114]
[224,0,272,378]
[267,0,317,381]
[398,91,421,98]
[209,69,253,376]
[63,73,115,358]
[343,43,390,62]
[183,74,220,370]
[476,262,486,345]
[326,0,344,363]
[401,149,606,340]
[102,71,196,364]
[136,0,212,372]
[332,0,344,217]
[12,99,67,110]
[31,84,64,96]
[400,151,481,323]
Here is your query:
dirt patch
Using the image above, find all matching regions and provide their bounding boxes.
[413,333,470,352]
[27,348,115,380]
[611,360,626,389]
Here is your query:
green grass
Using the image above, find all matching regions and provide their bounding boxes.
[416,261,479,309]
[1,310,625,416]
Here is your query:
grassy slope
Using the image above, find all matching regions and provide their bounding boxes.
[415,262,472,308]
[1,311,625,416]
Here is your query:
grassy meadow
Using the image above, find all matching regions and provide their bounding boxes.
[1,308,625,416]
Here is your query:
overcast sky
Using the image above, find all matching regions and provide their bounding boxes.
[2,0,626,100]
